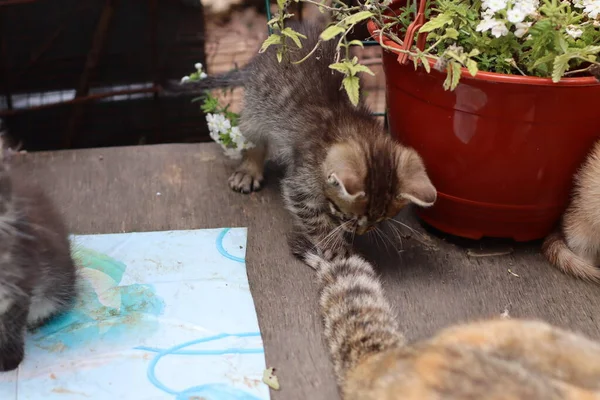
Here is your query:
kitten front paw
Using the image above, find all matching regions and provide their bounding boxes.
[0,344,24,372]
[228,170,263,194]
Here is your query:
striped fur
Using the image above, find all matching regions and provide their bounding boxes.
[305,253,404,381]
[307,252,600,399]
[542,140,600,282]
[163,21,436,261]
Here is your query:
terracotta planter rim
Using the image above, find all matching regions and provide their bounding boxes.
[366,19,600,87]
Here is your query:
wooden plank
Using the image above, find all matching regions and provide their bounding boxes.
[15,143,600,400]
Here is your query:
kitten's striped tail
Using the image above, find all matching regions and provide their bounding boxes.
[305,253,404,384]
[159,67,249,97]
[542,230,600,282]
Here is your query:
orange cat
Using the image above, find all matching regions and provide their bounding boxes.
[306,252,600,399]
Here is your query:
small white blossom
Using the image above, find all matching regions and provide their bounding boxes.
[491,21,510,37]
[507,7,526,23]
[195,62,203,70]
[206,113,231,136]
[476,17,509,37]
[181,76,190,83]
[200,72,208,79]
[483,0,508,11]
[566,25,584,38]
[514,21,532,37]
[584,1,600,18]
[482,8,496,18]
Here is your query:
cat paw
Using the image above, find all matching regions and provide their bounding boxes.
[228,170,263,194]
[0,345,24,372]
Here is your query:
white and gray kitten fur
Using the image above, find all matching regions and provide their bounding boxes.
[166,21,436,261]
[0,129,77,371]
[543,139,600,282]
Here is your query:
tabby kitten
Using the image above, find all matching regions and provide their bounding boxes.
[305,252,600,399]
[167,21,437,260]
[0,132,77,371]
[543,139,600,282]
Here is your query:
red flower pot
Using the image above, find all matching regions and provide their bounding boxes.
[367,12,600,241]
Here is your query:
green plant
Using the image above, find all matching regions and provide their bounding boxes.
[261,0,600,104]
[181,64,255,159]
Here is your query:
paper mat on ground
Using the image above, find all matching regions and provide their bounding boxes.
[0,228,270,400]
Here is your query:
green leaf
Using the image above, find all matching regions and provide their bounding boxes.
[341,11,374,26]
[277,47,284,63]
[281,27,307,48]
[419,54,431,73]
[468,49,480,57]
[552,54,570,82]
[277,0,286,9]
[450,62,462,90]
[342,75,360,106]
[329,62,351,74]
[532,53,555,70]
[260,34,281,53]
[419,14,452,33]
[320,25,345,41]
[466,59,478,77]
[444,61,462,90]
[348,40,364,48]
[445,28,459,40]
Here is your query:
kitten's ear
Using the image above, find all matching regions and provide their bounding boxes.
[324,143,367,201]
[397,148,437,207]
[327,171,366,201]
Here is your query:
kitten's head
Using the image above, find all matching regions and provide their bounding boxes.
[322,138,436,235]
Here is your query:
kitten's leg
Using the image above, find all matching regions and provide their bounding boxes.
[229,144,267,194]
[0,296,29,371]
[431,319,600,390]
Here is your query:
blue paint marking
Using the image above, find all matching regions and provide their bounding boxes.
[135,332,264,399]
[216,228,246,263]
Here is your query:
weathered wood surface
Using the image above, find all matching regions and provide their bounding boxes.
[17,143,600,400]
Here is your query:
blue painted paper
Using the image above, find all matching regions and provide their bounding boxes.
[0,228,270,400]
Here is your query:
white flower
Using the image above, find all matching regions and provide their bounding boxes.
[584,1,600,18]
[482,8,496,18]
[507,7,526,23]
[514,21,532,37]
[200,72,208,79]
[181,76,190,83]
[195,62,203,70]
[566,25,584,39]
[476,17,509,37]
[206,113,231,138]
[491,21,510,37]
[482,0,508,12]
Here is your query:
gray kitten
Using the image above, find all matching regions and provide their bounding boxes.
[0,129,76,371]
[165,21,436,261]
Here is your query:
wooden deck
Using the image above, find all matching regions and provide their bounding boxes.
[18,143,600,400]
